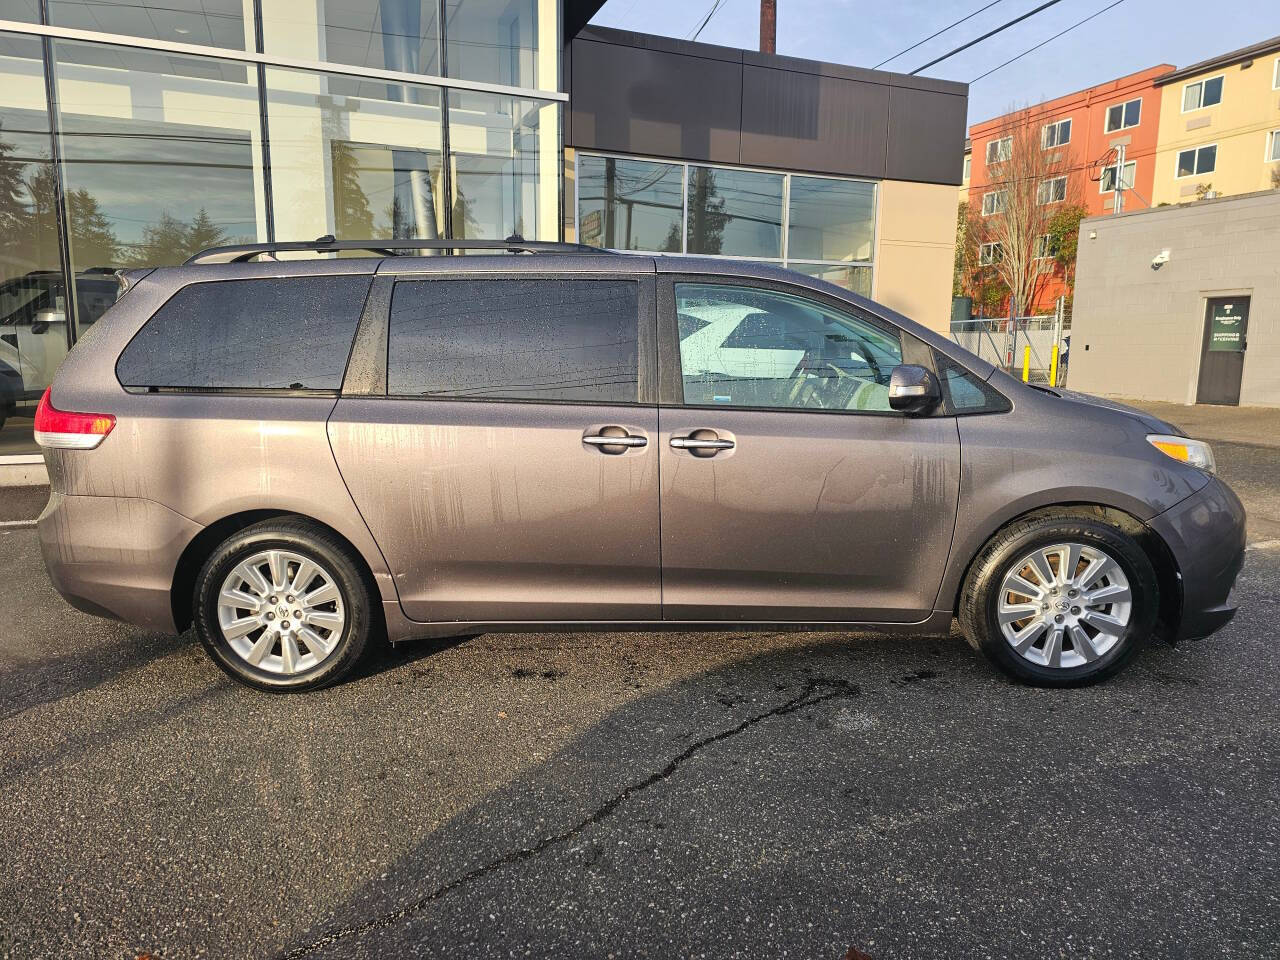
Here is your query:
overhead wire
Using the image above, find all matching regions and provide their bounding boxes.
[874,0,1005,69]
[908,0,1066,74]
[970,0,1128,83]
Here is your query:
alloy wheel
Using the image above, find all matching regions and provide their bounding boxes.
[215,549,346,676]
[996,542,1133,669]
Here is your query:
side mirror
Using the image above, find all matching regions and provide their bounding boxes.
[888,364,941,415]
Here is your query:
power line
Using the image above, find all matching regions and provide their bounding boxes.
[908,0,1065,75]
[874,0,1005,70]
[687,0,729,41]
[970,0,1127,83]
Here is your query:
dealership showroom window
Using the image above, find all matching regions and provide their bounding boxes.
[0,0,561,455]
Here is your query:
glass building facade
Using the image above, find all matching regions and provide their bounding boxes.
[0,0,561,455]
[574,152,877,300]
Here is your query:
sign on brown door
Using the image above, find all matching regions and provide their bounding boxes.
[1196,297,1249,405]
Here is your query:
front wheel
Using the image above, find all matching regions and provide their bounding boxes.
[193,519,373,692]
[959,515,1159,687]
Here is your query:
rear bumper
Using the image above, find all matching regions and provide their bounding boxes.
[1148,476,1247,642]
[38,492,200,633]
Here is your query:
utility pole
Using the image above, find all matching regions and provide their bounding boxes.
[1112,142,1126,214]
[760,0,776,53]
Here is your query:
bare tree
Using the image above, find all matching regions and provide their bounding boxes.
[973,107,1082,318]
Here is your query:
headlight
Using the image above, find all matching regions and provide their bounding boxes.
[1147,434,1215,473]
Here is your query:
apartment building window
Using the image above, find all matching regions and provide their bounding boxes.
[1176,144,1217,177]
[962,155,971,182]
[1104,98,1141,133]
[1273,57,1279,89]
[981,191,1006,216]
[979,242,1002,265]
[985,137,1012,164]
[1182,75,1223,112]
[1037,177,1066,204]
[1100,160,1136,193]
[1268,131,1280,164]
[1034,235,1057,260]
[1041,118,1071,149]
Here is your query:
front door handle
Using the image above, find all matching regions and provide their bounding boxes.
[583,434,647,448]
[670,436,735,451]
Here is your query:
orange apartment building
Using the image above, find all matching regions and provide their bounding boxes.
[963,64,1174,314]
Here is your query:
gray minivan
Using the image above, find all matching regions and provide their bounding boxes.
[35,239,1245,691]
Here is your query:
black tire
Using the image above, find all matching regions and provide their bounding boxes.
[958,514,1159,687]
[193,518,373,692]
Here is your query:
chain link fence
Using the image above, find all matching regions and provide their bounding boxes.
[950,300,1071,387]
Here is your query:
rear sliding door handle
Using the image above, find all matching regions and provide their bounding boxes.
[583,434,648,447]
[670,436,735,451]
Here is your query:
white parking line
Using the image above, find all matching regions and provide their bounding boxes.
[1246,539,1280,552]
[0,520,36,529]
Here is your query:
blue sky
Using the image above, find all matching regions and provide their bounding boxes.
[589,0,1279,125]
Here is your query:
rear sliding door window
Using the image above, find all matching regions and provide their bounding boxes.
[116,275,372,390]
[388,279,640,403]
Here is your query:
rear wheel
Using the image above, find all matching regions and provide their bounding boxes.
[959,515,1158,687]
[193,519,372,691]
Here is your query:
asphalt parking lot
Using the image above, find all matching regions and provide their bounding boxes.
[2,407,1279,959]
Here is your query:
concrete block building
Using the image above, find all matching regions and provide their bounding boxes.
[1069,189,1280,406]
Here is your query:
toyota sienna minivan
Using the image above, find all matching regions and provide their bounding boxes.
[35,238,1245,691]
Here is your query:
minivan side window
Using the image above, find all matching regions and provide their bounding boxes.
[674,283,902,412]
[116,275,372,391]
[388,279,640,403]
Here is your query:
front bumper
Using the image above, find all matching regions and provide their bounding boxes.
[1147,476,1246,642]
[38,492,201,633]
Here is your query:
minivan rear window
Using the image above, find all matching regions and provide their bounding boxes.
[116,275,372,391]
[388,279,640,403]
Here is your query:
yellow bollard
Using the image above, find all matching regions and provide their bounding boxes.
[1049,343,1060,387]
[1022,345,1030,383]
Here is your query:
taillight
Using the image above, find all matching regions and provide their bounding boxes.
[33,387,115,450]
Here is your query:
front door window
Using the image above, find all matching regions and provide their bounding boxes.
[675,283,902,412]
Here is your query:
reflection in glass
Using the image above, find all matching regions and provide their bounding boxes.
[52,40,263,303]
[787,176,875,262]
[267,68,444,243]
[262,0,441,77]
[0,35,68,455]
[577,155,682,252]
[785,262,873,299]
[444,0,556,90]
[448,90,557,240]
[0,0,39,22]
[686,165,783,259]
[47,0,246,50]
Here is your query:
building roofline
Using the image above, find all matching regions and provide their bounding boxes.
[968,63,1175,132]
[1081,188,1280,224]
[1153,35,1280,86]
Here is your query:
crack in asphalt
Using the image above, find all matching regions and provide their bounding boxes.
[282,675,860,958]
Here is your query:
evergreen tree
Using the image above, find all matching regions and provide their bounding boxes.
[65,188,120,269]
[184,207,227,258]
[330,141,374,239]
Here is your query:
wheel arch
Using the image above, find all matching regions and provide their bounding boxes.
[170,510,384,634]
[944,501,1182,640]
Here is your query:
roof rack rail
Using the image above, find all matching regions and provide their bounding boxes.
[184,234,612,265]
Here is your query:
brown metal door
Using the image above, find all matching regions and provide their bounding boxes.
[1196,297,1249,405]
[657,277,960,624]
[329,273,660,624]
